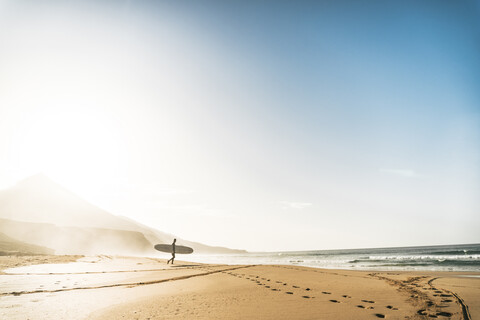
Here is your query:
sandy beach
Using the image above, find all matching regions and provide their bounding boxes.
[0,255,478,319]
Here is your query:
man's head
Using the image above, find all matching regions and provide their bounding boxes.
[173,238,177,243]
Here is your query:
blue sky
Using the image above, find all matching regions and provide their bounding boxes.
[0,0,479,251]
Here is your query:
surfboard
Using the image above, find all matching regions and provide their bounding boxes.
[154,244,194,254]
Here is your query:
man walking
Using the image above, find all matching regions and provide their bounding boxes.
[167,238,176,264]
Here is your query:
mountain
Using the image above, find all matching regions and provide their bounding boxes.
[0,174,141,230]
[0,231,54,255]
[0,175,246,255]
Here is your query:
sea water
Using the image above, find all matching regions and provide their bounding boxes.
[182,243,480,272]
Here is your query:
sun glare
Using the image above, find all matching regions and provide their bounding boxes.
[9,109,127,192]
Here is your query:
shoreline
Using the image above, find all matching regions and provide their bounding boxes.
[0,255,478,319]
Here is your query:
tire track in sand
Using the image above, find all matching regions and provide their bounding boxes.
[428,277,472,320]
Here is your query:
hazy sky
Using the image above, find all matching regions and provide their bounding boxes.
[0,0,479,251]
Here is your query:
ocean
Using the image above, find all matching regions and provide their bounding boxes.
[183,243,480,272]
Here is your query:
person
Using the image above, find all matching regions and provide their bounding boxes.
[167,238,176,264]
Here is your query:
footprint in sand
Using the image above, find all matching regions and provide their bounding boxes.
[342,295,351,298]
[329,300,340,303]
[436,311,452,317]
[302,296,311,299]
[357,305,365,309]
[322,292,331,295]
[374,314,385,318]
[265,286,270,288]
[286,292,293,295]
[305,288,311,291]
[292,285,299,288]
[361,300,375,304]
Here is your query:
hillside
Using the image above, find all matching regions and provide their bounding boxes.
[0,219,153,255]
[0,231,54,255]
[117,216,247,254]
[0,175,246,255]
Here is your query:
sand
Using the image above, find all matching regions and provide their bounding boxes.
[0,255,83,274]
[0,255,478,319]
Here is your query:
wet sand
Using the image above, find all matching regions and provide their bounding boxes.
[0,255,478,319]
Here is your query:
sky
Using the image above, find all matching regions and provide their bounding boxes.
[0,0,479,252]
